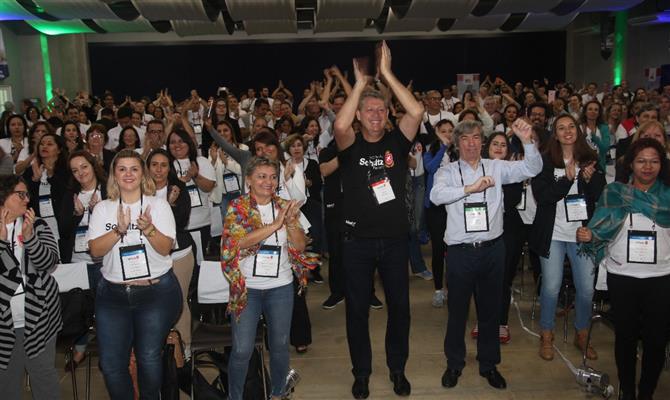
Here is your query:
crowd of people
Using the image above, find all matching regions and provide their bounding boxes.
[0,40,669,400]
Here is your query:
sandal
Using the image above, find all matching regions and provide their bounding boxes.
[295,346,308,354]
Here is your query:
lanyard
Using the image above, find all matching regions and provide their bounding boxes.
[118,195,144,244]
[265,201,279,245]
[458,160,487,202]
[80,185,99,220]
[629,213,655,230]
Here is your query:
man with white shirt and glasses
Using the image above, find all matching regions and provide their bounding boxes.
[430,119,542,390]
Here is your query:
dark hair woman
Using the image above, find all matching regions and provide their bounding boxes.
[579,100,611,170]
[0,175,61,398]
[530,114,606,362]
[578,138,670,400]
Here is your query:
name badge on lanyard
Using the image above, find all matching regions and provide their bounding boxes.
[459,161,490,232]
[627,214,657,264]
[118,196,151,281]
[74,226,89,253]
[38,195,55,217]
[222,173,241,194]
[564,194,588,222]
[187,184,203,207]
[253,202,281,278]
[368,169,395,205]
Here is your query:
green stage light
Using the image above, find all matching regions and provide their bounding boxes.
[613,11,627,85]
[40,34,52,102]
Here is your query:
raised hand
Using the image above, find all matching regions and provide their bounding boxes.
[352,58,368,86]
[117,204,131,234]
[378,40,392,79]
[73,194,85,216]
[187,161,199,180]
[511,118,533,144]
[284,159,295,180]
[136,205,153,232]
[466,176,495,194]
[167,185,180,206]
[22,208,36,241]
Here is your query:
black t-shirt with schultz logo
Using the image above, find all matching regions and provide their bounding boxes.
[338,129,412,238]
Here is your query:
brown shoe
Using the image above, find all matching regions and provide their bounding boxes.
[539,330,554,360]
[574,329,598,360]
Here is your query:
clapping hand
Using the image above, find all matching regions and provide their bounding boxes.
[378,40,392,80]
[0,208,9,241]
[136,205,153,233]
[73,194,85,216]
[565,159,577,181]
[167,185,180,206]
[465,176,495,194]
[580,161,596,183]
[117,204,131,234]
[22,208,36,241]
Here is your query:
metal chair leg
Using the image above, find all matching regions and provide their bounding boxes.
[66,347,79,400]
[563,282,570,343]
[258,345,267,400]
[85,350,91,400]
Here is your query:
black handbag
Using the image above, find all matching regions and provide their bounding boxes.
[192,368,226,400]
[161,343,180,400]
[59,288,94,339]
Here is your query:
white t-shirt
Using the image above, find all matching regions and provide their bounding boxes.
[88,196,176,283]
[173,157,216,230]
[419,111,456,134]
[71,188,103,264]
[551,166,582,243]
[8,218,26,328]
[605,213,670,278]
[0,138,29,160]
[240,202,296,290]
[105,124,123,150]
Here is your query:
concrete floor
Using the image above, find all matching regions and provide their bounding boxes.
[27,247,670,399]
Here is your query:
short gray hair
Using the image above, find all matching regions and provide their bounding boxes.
[245,156,280,178]
[358,89,388,110]
[453,120,484,147]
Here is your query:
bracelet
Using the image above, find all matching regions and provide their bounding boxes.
[143,224,157,238]
[112,226,126,239]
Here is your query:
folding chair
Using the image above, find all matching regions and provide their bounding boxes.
[190,260,267,399]
[52,262,95,400]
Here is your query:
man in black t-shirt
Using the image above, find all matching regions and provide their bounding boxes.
[333,41,424,399]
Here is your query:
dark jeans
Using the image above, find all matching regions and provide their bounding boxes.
[426,203,447,290]
[342,235,410,377]
[607,272,670,398]
[501,222,540,325]
[95,270,182,400]
[445,238,504,373]
[324,206,344,298]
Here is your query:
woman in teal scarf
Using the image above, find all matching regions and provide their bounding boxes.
[577,138,670,400]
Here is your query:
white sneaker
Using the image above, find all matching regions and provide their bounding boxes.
[431,290,445,308]
[415,270,434,280]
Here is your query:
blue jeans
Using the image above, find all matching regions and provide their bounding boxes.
[408,176,427,273]
[539,240,595,331]
[95,270,182,400]
[228,283,294,399]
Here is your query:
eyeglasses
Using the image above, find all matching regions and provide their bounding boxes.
[12,191,30,200]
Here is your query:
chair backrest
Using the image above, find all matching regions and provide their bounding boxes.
[52,262,89,292]
[198,261,230,304]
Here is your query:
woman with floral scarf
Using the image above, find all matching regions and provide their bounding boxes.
[221,156,316,400]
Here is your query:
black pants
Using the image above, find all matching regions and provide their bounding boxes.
[302,199,323,255]
[290,278,312,347]
[342,235,410,378]
[607,272,670,397]
[324,206,344,298]
[426,203,447,291]
[445,238,504,373]
[501,221,540,324]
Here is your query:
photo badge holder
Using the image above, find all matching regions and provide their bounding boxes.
[118,197,151,281]
[564,194,588,222]
[74,195,95,254]
[187,183,203,208]
[368,169,395,205]
[253,201,281,278]
[222,172,241,195]
[626,214,657,264]
[459,162,490,233]
[38,195,55,218]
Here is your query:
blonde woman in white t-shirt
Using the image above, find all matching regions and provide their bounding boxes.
[88,150,180,399]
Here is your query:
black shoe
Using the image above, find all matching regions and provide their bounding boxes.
[389,372,411,396]
[441,368,461,388]
[322,295,344,310]
[480,368,507,389]
[311,270,324,284]
[352,376,369,399]
[618,390,636,400]
[370,295,383,309]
